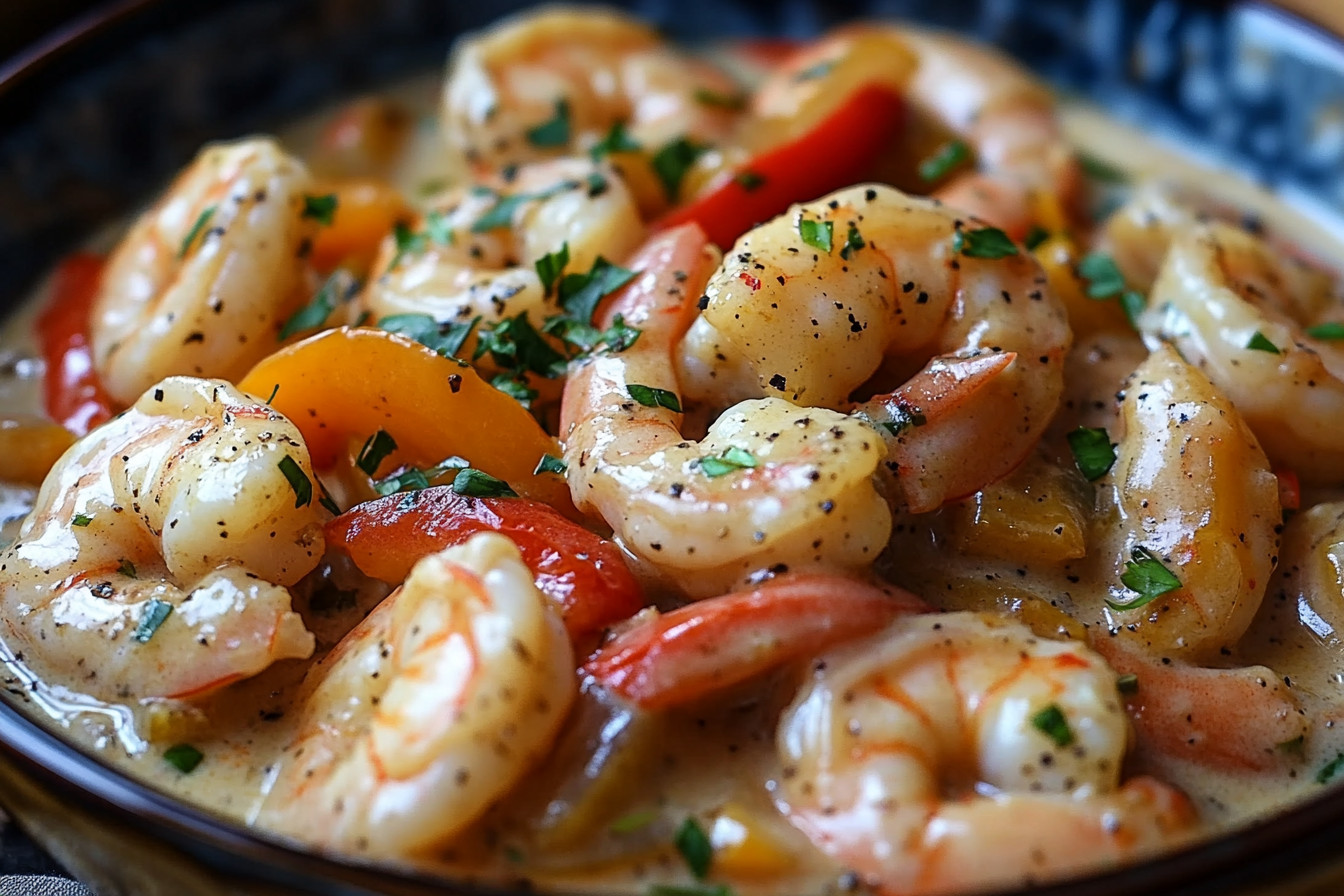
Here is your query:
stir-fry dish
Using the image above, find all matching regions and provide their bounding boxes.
[5,7,1344,895]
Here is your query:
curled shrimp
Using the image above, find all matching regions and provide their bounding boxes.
[441,6,739,171]
[561,224,892,597]
[0,377,324,703]
[777,612,1195,895]
[677,184,1070,512]
[1142,221,1344,484]
[256,533,575,858]
[1090,345,1280,661]
[360,157,643,340]
[91,138,320,405]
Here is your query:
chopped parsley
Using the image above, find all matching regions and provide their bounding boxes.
[534,453,567,476]
[840,222,865,260]
[1246,330,1281,354]
[1078,151,1129,184]
[374,457,468,496]
[628,384,682,412]
[389,220,426,269]
[557,256,639,325]
[1077,251,1145,328]
[693,87,746,110]
[952,226,1018,259]
[1116,673,1140,696]
[471,180,578,233]
[301,193,338,226]
[163,743,204,774]
[651,137,708,201]
[317,482,342,517]
[1031,704,1074,747]
[117,559,137,579]
[1024,225,1051,250]
[879,407,928,437]
[1118,290,1146,328]
[265,383,280,404]
[526,99,572,148]
[608,808,658,834]
[590,121,641,159]
[1307,322,1344,340]
[133,598,173,643]
[452,468,519,499]
[476,313,568,380]
[424,209,454,247]
[536,243,571,296]
[917,139,971,183]
[733,170,766,191]
[179,205,217,258]
[798,218,834,253]
[673,817,713,879]
[1317,752,1344,785]
[356,429,398,476]
[1110,547,1181,611]
[378,313,479,360]
[491,374,539,407]
[1067,426,1116,481]
[279,270,359,340]
[700,446,758,478]
[646,886,734,896]
[72,514,93,527]
[278,454,313,508]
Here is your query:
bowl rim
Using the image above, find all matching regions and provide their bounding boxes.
[3,1,1344,894]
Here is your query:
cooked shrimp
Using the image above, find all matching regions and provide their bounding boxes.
[677,184,1070,512]
[256,533,575,858]
[1088,346,1279,661]
[360,156,643,342]
[561,224,893,598]
[442,6,739,171]
[1142,221,1344,484]
[0,377,323,703]
[777,612,1196,895]
[91,138,320,405]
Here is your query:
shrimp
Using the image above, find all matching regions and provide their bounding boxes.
[441,6,739,171]
[256,533,575,859]
[676,184,1071,512]
[880,27,1080,236]
[561,224,893,598]
[1087,346,1280,661]
[91,138,320,406]
[776,612,1196,895]
[1142,221,1344,484]
[0,377,324,703]
[359,156,643,343]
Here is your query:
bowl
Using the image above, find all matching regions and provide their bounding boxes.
[4,0,1344,894]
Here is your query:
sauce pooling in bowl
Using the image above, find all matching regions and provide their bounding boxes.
[4,7,1344,894]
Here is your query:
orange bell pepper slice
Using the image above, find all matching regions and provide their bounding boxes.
[35,253,117,435]
[309,178,413,275]
[237,327,575,514]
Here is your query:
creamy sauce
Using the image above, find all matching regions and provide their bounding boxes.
[4,36,1344,896]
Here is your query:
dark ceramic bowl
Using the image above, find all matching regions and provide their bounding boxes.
[4,1,1344,894]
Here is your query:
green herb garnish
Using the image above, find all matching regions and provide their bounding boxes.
[651,137,707,201]
[557,256,639,325]
[1247,331,1281,354]
[917,139,971,183]
[879,407,928,438]
[279,270,358,340]
[278,454,313,508]
[1307,322,1344,340]
[526,99,572,148]
[117,559,137,579]
[1077,252,1127,299]
[534,454,567,476]
[476,313,568,380]
[952,226,1018,259]
[1078,152,1129,184]
[628,384,682,412]
[378,313,479,360]
[700,446,758,478]
[472,180,578,233]
[452,468,519,499]
[798,219,833,253]
[374,457,469,496]
[1116,673,1139,696]
[133,598,173,643]
[179,206,217,258]
[72,514,93,527]
[1110,547,1181,611]
[693,87,746,110]
[609,808,658,834]
[301,193,338,226]
[1024,225,1051,250]
[673,817,713,879]
[163,743,204,774]
[590,121,641,159]
[356,429,398,476]
[1031,704,1074,748]
[840,222,865,260]
[535,243,571,297]
[1067,426,1116,481]
[733,170,765,191]
[1317,752,1344,785]
[389,220,426,269]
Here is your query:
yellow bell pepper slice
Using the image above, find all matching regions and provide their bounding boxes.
[238,327,575,514]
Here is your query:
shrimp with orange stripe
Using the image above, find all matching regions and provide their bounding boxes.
[0,377,324,705]
[777,611,1196,895]
[256,533,574,858]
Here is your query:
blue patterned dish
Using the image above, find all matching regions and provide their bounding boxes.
[3,1,1344,894]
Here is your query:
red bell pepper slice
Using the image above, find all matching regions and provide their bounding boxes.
[659,83,905,249]
[35,253,116,435]
[326,487,644,642]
